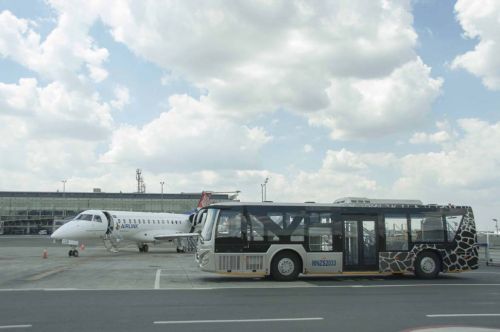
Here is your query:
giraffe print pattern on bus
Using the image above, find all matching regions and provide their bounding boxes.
[379,208,478,273]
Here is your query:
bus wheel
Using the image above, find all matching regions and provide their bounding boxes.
[415,251,440,279]
[271,251,300,281]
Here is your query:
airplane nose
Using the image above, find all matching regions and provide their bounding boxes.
[51,223,71,240]
[51,227,63,239]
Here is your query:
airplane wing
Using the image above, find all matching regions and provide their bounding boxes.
[153,232,200,241]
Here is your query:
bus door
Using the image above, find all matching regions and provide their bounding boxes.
[214,208,247,253]
[342,216,378,271]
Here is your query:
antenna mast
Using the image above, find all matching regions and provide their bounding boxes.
[136,169,146,193]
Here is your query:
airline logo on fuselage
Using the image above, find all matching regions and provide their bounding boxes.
[120,224,139,229]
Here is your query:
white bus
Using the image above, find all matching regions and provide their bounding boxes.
[195,201,478,281]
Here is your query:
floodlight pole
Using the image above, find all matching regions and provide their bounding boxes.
[261,177,269,202]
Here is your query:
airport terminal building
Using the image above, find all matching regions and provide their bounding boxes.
[0,191,236,235]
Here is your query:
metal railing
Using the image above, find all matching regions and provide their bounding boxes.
[479,233,500,266]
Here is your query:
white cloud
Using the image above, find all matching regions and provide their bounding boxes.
[452,0,500,90]
[100,94,273,172]
[0,9,108,84]
[396,119,500,194]
[303,144,313,153]
[67,0,441,139]
[0,77,116,189]
[308,58,443,140]
[0,6,116,188]
[0,78,113,140]
[110,86,130,110]
[409,121,456,144]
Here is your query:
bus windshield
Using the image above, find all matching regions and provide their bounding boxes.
[201,208,219,241]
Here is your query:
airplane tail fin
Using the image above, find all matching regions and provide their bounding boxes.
[184,191,212,215]
[197,191,212,208]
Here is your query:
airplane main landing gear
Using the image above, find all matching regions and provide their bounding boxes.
[68,249,79,257]
[138,244,149,253]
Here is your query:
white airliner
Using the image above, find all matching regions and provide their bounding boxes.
[51,192,211,257]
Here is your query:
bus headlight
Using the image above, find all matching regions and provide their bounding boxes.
[198,250,210,266]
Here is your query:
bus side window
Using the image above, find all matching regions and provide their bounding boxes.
[411,213,444,242]
[247,214,264,241]
[267,212,283,241]
[308,227,333,251]
[287,213,305,242]
[384,214,408,251]
[445,215,463,242]
[308,213,334,251]
[216,211,243,239]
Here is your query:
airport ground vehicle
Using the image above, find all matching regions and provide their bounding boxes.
[195,200,478,281]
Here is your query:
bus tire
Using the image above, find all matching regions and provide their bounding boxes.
[271,251,301,281]
[414,251,440,279]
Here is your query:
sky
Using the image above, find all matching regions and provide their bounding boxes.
[0,0,499,231]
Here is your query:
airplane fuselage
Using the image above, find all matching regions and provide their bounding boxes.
[51,209,191,244]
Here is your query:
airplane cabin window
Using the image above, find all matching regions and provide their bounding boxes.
[94,215,102,223]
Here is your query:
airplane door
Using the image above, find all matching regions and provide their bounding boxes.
[103,211,114,235]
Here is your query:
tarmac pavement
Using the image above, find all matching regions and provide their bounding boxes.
[1,235,500,331]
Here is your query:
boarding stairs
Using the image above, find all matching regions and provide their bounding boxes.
[103,232,122,253]
[176,237,198,253]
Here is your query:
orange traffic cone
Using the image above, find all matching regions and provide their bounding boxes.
[42,249,48,259]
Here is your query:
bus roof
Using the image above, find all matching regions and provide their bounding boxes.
[204,201,471,210]
[333,197,423,205]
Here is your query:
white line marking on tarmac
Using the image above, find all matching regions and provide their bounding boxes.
[0,325,32,329]
[153,317,324,324]
[25,267,67,281]
[427,314,500,318]
[154,269,161,289]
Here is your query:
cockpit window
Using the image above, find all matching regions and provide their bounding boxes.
[76,214,93,221]
[94,215,102,223]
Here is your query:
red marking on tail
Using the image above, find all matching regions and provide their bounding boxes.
[197,191,212,208]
